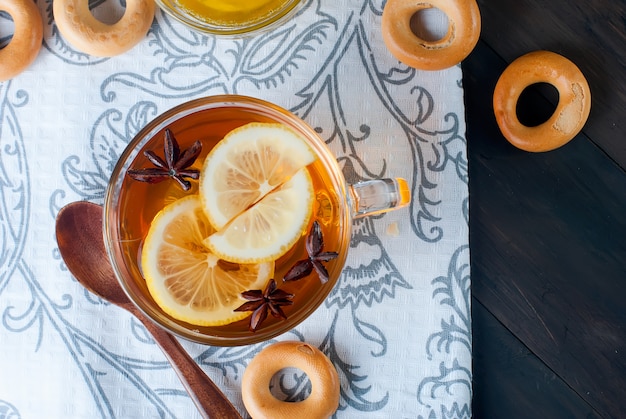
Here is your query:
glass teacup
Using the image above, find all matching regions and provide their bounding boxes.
[156,0,302,36]
[104,95,410,346]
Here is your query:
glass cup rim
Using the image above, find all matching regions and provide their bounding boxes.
[103,94,351,345]
[156,0,303,36]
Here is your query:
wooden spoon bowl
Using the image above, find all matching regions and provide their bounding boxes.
[55,201,243,419]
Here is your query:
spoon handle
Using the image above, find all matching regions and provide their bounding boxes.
[138,314,244,419]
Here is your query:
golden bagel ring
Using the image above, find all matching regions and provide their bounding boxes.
[381,0,481,70]
[493,50,592,152]
[0,0,43,81]
[53,0,155,57]
[242,341,340,419]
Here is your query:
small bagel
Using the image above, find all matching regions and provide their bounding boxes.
[242,341,340,419]
[381,0,481,71]
[0,0,43,81]
[493,50,592,152]
[53,0,155,57]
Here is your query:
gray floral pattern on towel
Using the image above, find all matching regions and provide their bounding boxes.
[0,1,470,417]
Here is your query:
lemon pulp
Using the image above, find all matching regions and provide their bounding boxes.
[141,195,273,326]
[200,122,316,263]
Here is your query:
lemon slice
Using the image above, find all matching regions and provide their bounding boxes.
[204,168,314,263]
[200,122,317,230]
[141,195,273,326]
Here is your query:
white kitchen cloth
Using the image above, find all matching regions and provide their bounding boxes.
[0,1,471,417]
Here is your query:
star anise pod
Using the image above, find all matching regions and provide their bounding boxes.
[234,279,294,332]
[284,221,339,284]
[127,129,202,191]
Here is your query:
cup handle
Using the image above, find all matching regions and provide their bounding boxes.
[348,178,410,218]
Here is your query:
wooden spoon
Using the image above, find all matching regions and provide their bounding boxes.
[55,201,243,419]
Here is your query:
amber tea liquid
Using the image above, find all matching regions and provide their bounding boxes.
[176,0,300,30]
[115,106,346,338]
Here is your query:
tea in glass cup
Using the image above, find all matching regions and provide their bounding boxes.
[156,0,302,35]
[104,95,409,346]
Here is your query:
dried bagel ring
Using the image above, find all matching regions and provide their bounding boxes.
[53,0,155,57]
[0,0,43,81]
[242,341,340,419]
[493,50,591,152]
[381,0,481,70]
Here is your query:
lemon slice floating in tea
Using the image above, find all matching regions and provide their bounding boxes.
[200,122,316,229]
[141,195,273,326]
[204,168,314,263]
[200,122,316,263]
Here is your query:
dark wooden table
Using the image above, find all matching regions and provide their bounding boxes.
[463,0,626,417]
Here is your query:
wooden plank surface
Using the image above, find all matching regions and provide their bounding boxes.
[474,0,626,170]
[463,0,626,415]
[472,299,602,418]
